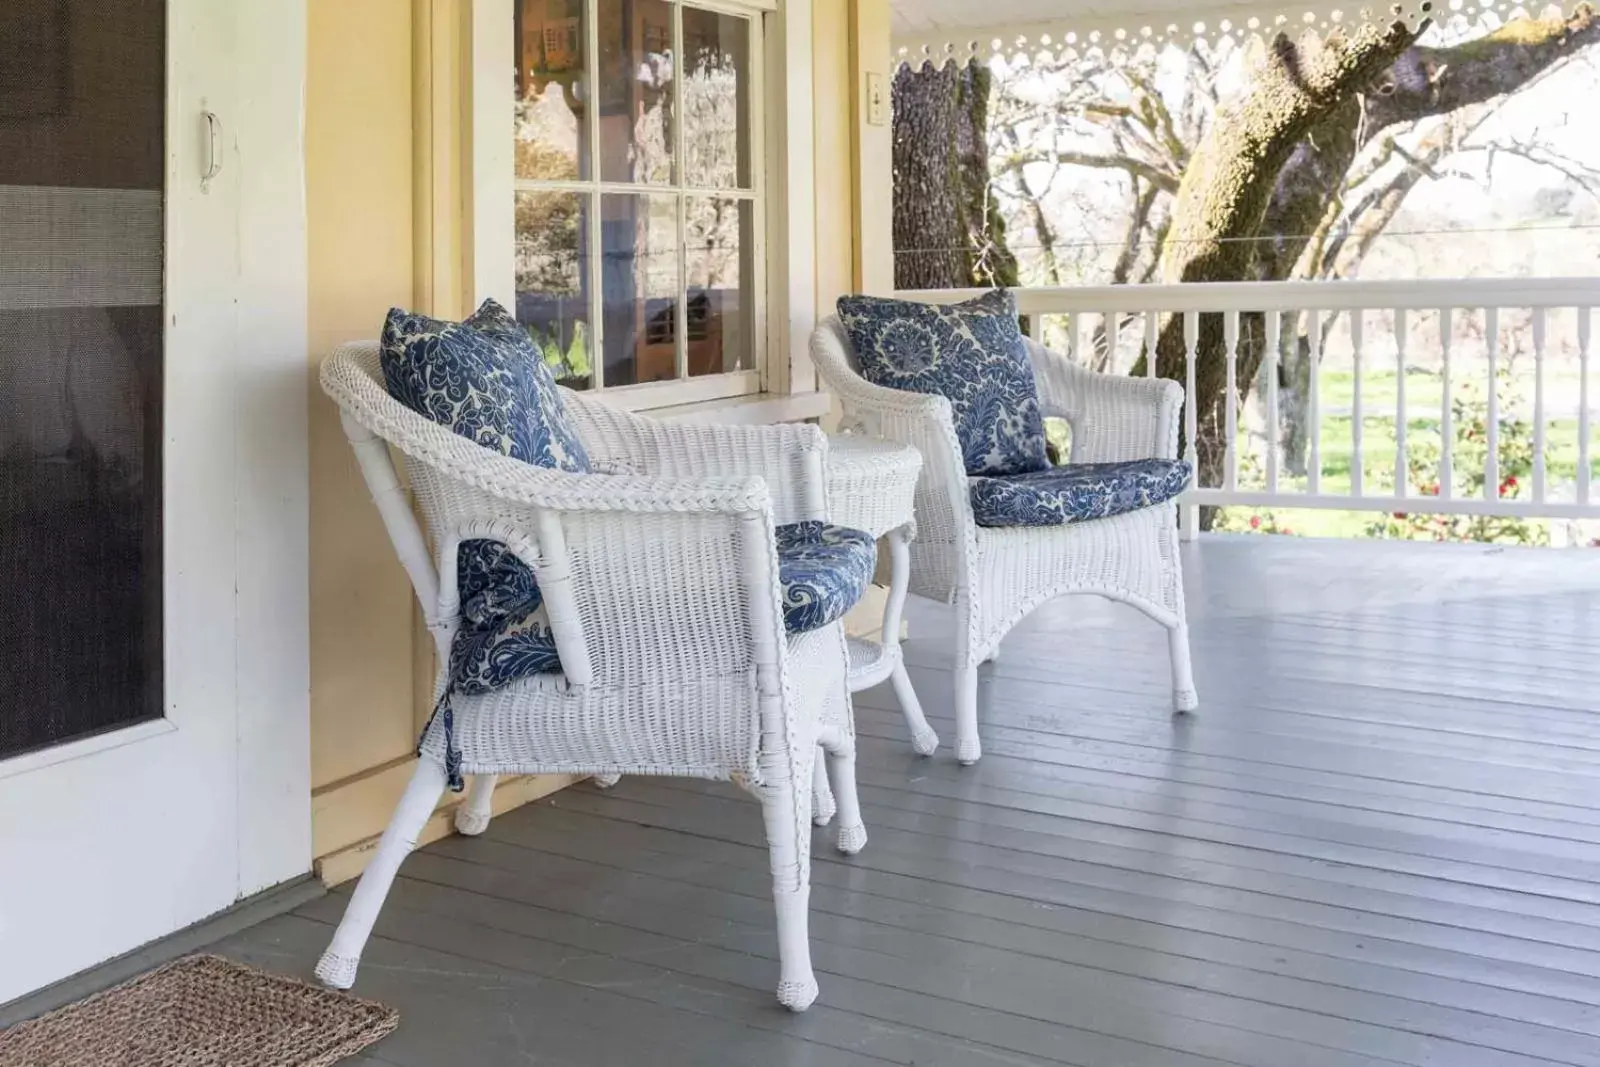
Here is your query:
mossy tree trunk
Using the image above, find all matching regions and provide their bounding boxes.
[892,62,1019,291]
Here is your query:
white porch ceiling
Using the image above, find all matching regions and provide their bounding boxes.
[890,0,1448,64]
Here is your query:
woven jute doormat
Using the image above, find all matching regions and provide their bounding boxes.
[0,954,398,1067]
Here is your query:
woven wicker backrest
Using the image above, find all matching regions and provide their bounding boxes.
[320,342,770,689]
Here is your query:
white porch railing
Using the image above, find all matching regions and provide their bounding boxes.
[898,278,1600,532]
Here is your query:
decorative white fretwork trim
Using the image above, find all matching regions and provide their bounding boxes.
[893,0,1559,68]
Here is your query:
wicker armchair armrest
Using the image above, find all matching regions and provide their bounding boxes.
[1025,338,1183,463]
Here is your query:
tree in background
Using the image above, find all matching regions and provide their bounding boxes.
[892,6,1600,526]
[892,62,1020,290]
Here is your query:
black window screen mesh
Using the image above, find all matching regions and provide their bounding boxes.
[0,0,165,759]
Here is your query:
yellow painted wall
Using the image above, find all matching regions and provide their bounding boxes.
[813,0,855,313]
[849,0,894,295]
[306,0,418,795]
[813,0,892,305]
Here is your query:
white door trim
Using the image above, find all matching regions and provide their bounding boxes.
[231,0,312,898]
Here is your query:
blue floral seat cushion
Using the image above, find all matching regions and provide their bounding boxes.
[836,290,1049,477]
[774,521,877,634]
[969,459,1193,528]
[450,522,876,697]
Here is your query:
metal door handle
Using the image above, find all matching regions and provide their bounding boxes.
[201,111,222,182]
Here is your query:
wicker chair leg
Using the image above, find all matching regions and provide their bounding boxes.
[883,529,938,756]
[316,758,448,989]
[953,588,983,765]
[1169,622,1199,712]
[592,772,623,790]
[824,741,868,855]
[454,774,496,836]
[811,746,836,827]
[954,663,982,765]
[889,662,939,756]
[761,774,818,1011]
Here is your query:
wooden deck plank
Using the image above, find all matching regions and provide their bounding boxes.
[412,837,1600,1037]
[847,705,1600,844]
[400,833,1600,1065]
[210,538,1600,1065]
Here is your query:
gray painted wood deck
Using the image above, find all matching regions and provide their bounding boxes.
[218,536,1600,1066]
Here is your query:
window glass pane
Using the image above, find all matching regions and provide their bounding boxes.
[515,191,592,389]
[515,0,588,181]
[0,0,165,759]
[682,7,750,189]
[596,0,674,185]
[601,193,680,386]
[686,197,754,376]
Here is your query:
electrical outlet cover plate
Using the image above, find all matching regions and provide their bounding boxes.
[866,71,887,126]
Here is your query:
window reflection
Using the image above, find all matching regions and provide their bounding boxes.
[515,0,588,181]
[682,7,750,189]
[597,0,674,185]
[510,1,761,391]
[600,194,679,386]
[686,197,753,376]
[515,191,592,389]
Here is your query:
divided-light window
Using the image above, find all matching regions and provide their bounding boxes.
[512,0,764,402]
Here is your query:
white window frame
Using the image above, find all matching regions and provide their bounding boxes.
[471,0,817,413]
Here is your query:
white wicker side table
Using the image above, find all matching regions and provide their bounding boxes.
[825,435,938,757]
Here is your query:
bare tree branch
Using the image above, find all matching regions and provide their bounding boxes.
[993,147,1180,193]
[1112,179,1160,285]
[1365,5,1600,135]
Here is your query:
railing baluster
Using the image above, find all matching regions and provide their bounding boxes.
[1104,310,1118,369]
[1486,307,1500,500]
[1308,310,1322,494]
[1067,311,1081,365]
[1582,307,1593,505]
[1144,310,1159,379]
[1184,311,1199,478]
[1440,308,1453,500]
[1223,310,1239,491]
[1532,307,1546,503]
[1351,310,1364,497]
[1265,310,1281,494]
[1395,308,1408,499]
[1180,310,1200,541]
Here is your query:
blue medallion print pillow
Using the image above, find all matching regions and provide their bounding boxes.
[380,297,590,472]
[836,290,1049,477]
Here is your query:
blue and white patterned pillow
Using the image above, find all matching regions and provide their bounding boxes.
[381,299,590,790]
[836,290,1049,476]
[380,298,590,472]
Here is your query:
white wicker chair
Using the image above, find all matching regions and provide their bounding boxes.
[316,342,867,1012]
[811,316,1198,765]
